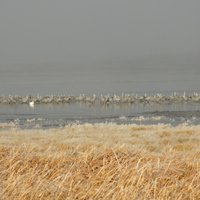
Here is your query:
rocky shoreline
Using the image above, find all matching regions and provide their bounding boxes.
[1,92,200,105]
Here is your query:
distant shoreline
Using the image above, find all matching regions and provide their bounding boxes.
[1,92,200,105]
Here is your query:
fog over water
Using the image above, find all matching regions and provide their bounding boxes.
[0,0,200,95]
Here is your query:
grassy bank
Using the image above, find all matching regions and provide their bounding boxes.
[0,124,200,199]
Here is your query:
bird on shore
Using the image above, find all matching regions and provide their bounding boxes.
[29,101,35,107]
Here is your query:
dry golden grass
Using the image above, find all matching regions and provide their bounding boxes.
[1,123,200,199]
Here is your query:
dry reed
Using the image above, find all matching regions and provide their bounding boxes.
[0,123,200,200]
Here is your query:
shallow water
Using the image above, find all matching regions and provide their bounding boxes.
[1,102,200,128]
[1,65,200,128]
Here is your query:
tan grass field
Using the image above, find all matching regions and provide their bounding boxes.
[1,123,200,199]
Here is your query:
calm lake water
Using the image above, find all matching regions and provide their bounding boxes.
[1,102,200,128]
[0,64,200,128]
[1,64,200,95]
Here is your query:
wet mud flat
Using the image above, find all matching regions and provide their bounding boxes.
[1,123,200,199]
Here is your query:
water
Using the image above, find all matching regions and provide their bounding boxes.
[1,65,200,95]
[0,102,200,128]
[0,64,200,128]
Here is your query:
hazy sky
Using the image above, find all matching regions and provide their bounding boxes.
[0,0,200,95]
[0,0,200,67]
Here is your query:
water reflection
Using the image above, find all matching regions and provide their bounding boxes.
[1,102,200,128]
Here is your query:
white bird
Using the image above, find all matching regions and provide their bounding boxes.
[29,101,34,107]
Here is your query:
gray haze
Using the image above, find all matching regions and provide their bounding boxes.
[0,0,200,95]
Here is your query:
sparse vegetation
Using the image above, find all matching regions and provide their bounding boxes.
[0,124,200,199]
